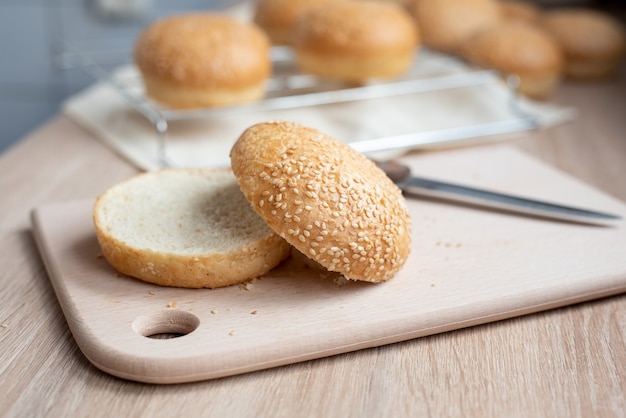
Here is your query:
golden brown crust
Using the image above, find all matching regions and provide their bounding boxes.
[540,8,626,80]
[134,13,270,107]
[499,0,541,24]
[292,1,419,81]
[461,22,563,76]
[460,22,563,98]
[358,0,413,9]
[253,0,333,45]
[294,1,418,56]
[411,0,501,53]
[95,226,290,289]
[93,168,291,289]
[295,49,417,81]
[230,121,412,283]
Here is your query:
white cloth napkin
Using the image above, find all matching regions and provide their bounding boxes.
[63,8,575,171]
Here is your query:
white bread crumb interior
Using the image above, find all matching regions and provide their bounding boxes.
[93,168,291,288]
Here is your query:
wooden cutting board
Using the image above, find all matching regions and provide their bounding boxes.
[31,146,626,384]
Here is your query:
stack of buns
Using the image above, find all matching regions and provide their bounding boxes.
[94,121,412,288]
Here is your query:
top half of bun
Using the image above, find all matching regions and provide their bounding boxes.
[293,1,419,57]
[540,8,626,61]
[134,13,270,88]
[229,121,412,283]
[460,22,563,76]
[253,0,334,44]
[498,0,541,23]
[411,0,501,53]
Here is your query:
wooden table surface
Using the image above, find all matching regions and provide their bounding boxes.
[2,61,626,417]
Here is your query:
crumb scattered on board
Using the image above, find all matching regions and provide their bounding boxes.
[240,278,257,291]
[167,301,177,308]
[436,240,463,248]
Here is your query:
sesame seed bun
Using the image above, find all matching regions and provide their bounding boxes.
[230,121,412,283]
[292,1,419,82]
[540,8,626,80]
[460,22,564,99]
[411,0,501,54]
[93,168,291,288]
[499,0,541,24]
[253,0,333,45]
[134,13,271,109]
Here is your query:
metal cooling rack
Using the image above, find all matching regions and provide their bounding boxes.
[56,42,540,166]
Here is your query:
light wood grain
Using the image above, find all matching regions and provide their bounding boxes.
[2,58,626,418]
[30,146,626,384]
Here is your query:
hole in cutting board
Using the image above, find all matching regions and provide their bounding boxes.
[132,310,200,340]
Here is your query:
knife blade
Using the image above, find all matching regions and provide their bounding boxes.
[376,161,622,225]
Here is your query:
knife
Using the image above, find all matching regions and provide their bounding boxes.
[376,160,622,225]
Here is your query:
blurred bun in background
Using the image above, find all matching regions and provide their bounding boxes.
[411,0,501,54]
[541,8,626,80]
[293,1,420,82]
[253,0,333,45]
[460,22,564,99]
[134,13,271,109]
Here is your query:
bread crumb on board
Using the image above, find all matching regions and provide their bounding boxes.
[167,301,177,308]
[240,278,257,291]
[229,330,237,336]
[436,240,463,248]
[332,275,350,287]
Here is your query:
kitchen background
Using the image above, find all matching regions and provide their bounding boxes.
[0,0,616,153]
